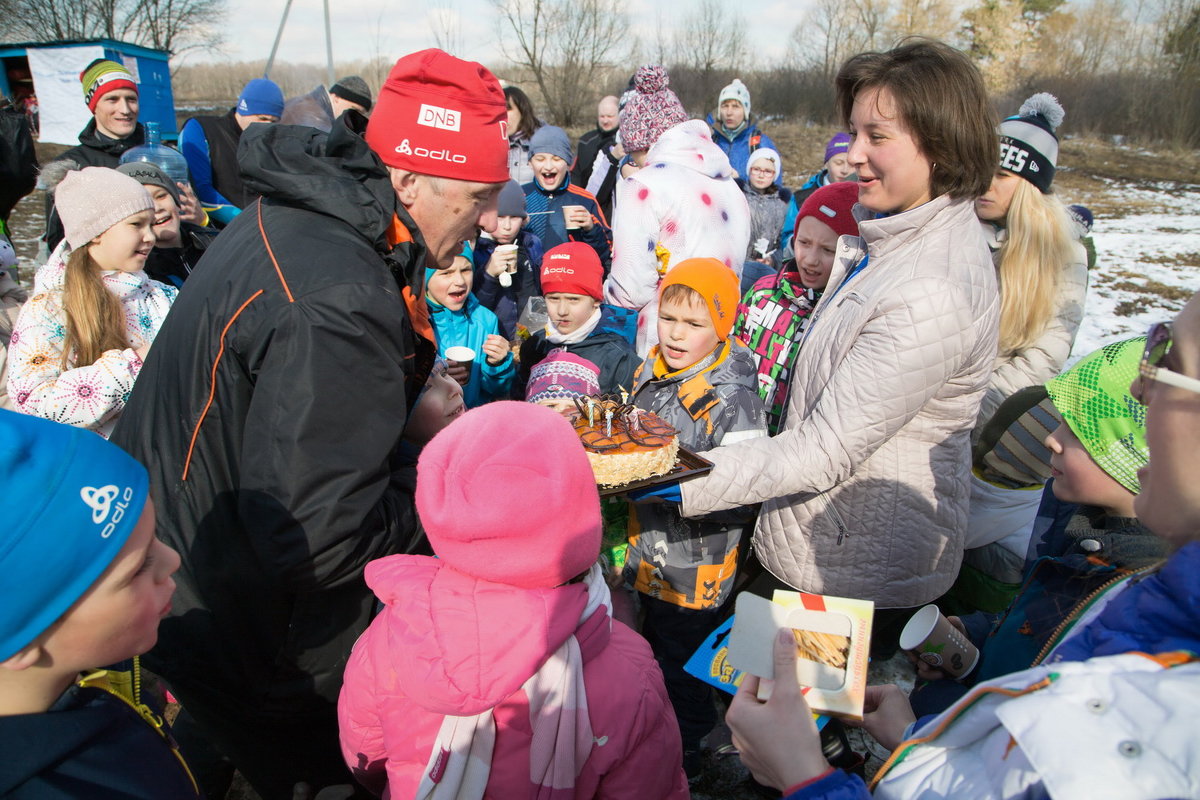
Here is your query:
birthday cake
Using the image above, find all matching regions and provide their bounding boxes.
[571,395,680,488]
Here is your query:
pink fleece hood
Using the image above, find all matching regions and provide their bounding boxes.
[364,555,589,716]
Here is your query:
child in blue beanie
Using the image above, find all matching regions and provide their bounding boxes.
[426,242,515,407]
[0,410,195,798]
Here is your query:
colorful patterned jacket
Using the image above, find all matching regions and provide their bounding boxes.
[7,242,176,437]
[731,267,821,434]
[623,338,766,609]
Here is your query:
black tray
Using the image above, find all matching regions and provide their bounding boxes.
[598,448,715,498]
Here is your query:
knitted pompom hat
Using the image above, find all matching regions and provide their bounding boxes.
[416,401,601,589]
[718,78,751,119]
[619,65,688,154]
[53,166,154,250]
[998,92,1065,193]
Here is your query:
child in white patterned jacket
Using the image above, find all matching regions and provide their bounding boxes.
[7,164,176,437]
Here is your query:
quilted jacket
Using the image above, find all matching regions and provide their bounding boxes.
[976,222,1089,425]
[338,555,689,800]
[679,195,999,608]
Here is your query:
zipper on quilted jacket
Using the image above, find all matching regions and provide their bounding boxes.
[816,490,849,544]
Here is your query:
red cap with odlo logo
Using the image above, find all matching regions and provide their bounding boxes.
[365,49,509,183]
[540,242,604,300]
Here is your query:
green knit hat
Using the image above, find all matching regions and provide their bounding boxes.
[1045,337,1148,494]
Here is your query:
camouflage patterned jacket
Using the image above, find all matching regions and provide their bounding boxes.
[623,338,767,609]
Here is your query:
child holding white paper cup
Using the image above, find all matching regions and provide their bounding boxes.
[472,180,545,339]
[906,335,1166,716]
[426,242,514,408]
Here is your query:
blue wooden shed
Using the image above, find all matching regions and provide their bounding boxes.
[0,38,177,146]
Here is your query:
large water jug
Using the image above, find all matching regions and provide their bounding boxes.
[119,121,190,187]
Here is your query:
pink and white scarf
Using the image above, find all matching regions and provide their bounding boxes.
[415,564,610,800]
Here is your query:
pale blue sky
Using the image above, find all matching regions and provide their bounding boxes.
[191,0,808,68]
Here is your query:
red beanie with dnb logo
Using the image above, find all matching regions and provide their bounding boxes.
[366,49,508,183]
[540,242,604,300]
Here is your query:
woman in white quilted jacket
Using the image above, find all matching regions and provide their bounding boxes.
[676,40,1001,654]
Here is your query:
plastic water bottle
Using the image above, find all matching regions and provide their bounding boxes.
[119,121,190,187]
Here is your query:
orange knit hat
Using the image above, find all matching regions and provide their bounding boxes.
[659,258,740,341]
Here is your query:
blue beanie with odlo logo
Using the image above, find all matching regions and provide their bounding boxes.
[0,410,149,660]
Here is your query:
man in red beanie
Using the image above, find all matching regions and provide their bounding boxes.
[110,48,510,799]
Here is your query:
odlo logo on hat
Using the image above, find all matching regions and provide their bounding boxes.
[81,484,135,538]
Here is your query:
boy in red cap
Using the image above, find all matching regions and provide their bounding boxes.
[517,242,638,397]
[732,181,860,433]
[625,257,766,780]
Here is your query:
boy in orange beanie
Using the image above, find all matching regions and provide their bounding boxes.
[624,257,766,779]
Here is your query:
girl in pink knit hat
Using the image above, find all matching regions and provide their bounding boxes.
[7,164,176,437]
[339,401,689,800]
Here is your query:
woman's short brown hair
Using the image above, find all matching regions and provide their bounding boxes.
[835,38,997,200]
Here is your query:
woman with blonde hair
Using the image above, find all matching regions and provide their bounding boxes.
[954,95,1090,609]
[7,165,176,437]
[975,93,1088,422]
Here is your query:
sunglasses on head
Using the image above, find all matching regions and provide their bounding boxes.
[1134,321,1200,403]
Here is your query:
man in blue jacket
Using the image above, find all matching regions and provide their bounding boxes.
[708,78,781,187]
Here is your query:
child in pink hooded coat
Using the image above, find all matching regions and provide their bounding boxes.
[338,401,689,800]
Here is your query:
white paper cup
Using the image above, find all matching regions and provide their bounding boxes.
[444,346,476,367]
[494,244,519,286]
[899,605,979,679]
[563,205,585,230]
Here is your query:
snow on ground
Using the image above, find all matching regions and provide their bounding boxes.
[1070,181,1200,363]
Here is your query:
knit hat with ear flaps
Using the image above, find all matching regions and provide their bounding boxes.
[54,166,154,250]
[659,257,740,341]
[0,409,150,661]
[619,65,688,154]
[366,49,509,183]
[416,401,601,589]
[718,78,751,120]
[1045,336,1148,494]
[998,93,1065,194]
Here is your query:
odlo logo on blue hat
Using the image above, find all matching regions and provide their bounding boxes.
[81,483,136,538]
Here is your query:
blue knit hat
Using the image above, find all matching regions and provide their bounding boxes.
[529,125,572,164]
[0,411,149,660]
[237,78,285,118]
